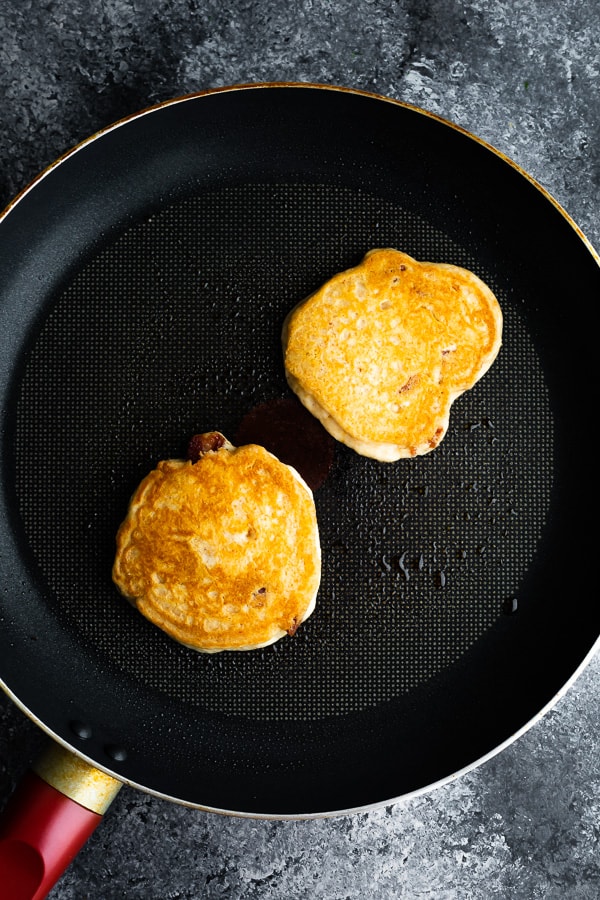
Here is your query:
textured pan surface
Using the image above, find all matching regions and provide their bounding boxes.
[0,85,597,815]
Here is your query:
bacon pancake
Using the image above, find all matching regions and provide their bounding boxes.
[112,434,321,652]
[282,248,503,461]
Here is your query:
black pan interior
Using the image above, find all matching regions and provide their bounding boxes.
[0,85,597,815]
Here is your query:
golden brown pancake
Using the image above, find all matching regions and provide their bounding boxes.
[282,248,503,461]
[112,433,321,652]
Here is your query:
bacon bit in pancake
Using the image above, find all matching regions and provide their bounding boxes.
[428,427,445,449]
[187,431,226,462]
[399,374,419,393]
[250,587,267,608]
[287,616,299,636]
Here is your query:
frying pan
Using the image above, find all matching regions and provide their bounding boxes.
[0,82,598,892]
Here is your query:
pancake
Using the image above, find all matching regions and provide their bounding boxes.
[112,433,321,652]
[282,248,503,461]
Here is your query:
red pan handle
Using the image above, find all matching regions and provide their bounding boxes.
[0,743,122,900]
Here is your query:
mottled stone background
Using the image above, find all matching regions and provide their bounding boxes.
[0,1,598,898]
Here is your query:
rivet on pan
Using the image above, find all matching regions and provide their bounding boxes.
[503,596,519,615]
[105,744,128,762]
[70,720,93,740]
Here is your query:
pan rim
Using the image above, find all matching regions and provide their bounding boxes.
[1,81,598,816]
[2,637,597,819]
[1,80,598,266]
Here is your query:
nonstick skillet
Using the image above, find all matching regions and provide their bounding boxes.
[0,81,598,882]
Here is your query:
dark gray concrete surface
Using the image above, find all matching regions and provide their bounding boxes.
[0,1,598,898]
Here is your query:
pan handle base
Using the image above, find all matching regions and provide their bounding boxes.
[0,744,122,900]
